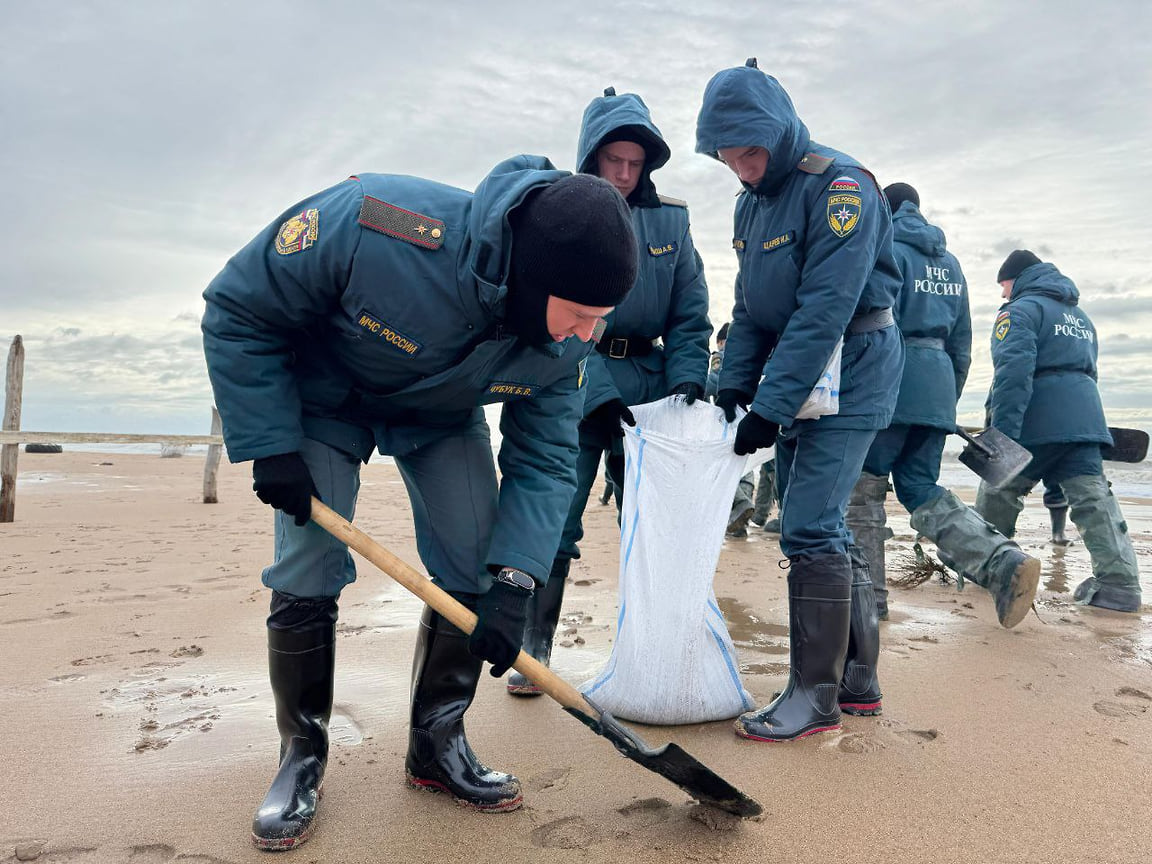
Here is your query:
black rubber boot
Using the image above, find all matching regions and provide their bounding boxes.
[736,554,851,742]
[839,546,882,716]
[251,619,336,851]
[406,601,522,811]
[1050,506,1071,546]
[507,558,569,696]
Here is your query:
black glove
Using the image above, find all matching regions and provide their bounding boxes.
[734,410,780,456]
[469,578,533,677]
[715,389,751,423]
[252,453,319,527]
[583,398,636,441]
[670,382,704,405]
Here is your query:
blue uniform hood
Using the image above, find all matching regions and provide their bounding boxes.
[695,59,811,196]
[465,154,570,307]
[1009,261,1080,305]
[892,202,946,256]
[576,88,670,208]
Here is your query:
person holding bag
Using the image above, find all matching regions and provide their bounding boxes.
[695,58,904,741]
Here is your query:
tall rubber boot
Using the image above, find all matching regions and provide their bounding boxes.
[736,553,851,742]
[251,622,336,851]
[839,545,882,716]
[1049,506,1071,546]
[406,602,522,811]
[1063,475,1142,613]
[847,472,891,619]
[911,490,1040,628]
[974,475,1035,539]
[507,558,569,696]
[1043,483,1072,546]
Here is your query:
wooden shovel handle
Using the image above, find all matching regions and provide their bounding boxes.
[308,497,599,719]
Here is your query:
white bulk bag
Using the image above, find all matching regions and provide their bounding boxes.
[581,396,757,724]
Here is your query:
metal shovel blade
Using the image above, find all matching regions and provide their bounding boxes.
[956,426,1032,489]
[306,499,763,820]
[1102,427,1149,463]
[565,700,762,818]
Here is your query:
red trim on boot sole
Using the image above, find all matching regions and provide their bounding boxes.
[840,701,882,716]
[735,722,841,743]
[405,772,523,812]
[506,682,543,696]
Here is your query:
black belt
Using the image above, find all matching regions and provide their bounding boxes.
[596,336,657,359]
[846,307,894,335]
[904,336,945,350]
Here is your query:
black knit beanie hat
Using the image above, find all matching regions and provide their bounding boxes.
[510,174,637,304]
[883,182,919,214]
[997,249,1042,282]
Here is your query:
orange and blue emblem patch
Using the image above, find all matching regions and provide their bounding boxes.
[995,310,1011,341]
[275,209,320,255]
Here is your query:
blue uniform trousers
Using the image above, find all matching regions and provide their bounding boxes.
[976,443,1102,538]
[776,425,878,560]
[863,424,949,513]
[262,416,498,599]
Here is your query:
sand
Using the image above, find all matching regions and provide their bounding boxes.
[1,451,1150,864]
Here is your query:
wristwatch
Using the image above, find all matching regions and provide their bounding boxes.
[494,567,536,593]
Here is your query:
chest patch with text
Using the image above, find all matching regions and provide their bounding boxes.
[762,231,795,252]
[487,382,535,398]
[356,309,423,355]
[648,241,678,257]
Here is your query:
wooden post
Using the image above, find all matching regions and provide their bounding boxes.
[2,335,25,523]
[202,406,223,503]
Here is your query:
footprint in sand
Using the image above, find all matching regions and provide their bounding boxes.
[897,728,940,743]
[836,732,888,754]
[1093,700,1148,718]
[169,645,203,659]
[616,797,673,826]
[1116,687,1151,701]
[526,766,571,792]
[530,816,603,850]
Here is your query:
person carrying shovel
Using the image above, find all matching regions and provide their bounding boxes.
[201,158,637,849]
[846,184,1041,628]
[978,250,1142,613]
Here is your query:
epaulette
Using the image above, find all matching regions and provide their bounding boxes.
[358,196,446,250]
[658,194,688,208]
[797,153,834,175]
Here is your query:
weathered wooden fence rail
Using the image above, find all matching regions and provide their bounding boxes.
[2,334,225,523]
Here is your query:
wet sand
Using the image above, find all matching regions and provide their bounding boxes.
[2,452,1150,863]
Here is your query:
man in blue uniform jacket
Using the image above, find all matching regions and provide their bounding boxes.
[506,88,711,696]
[696,59,904,742]
[978,250,1141,613]
[202,157,637,848]
[847,184,1040,628]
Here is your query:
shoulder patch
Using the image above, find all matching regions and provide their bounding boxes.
[797,153,834,174]
[828,175,861,193]
[275,209,320,255]
[827,187,862,239]
[657,194,688,208]
[994,311,1011,341]
[358,196,445,250]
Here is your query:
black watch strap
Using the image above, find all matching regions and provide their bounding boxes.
[495,567,535,592]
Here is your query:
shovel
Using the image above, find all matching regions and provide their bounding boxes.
[954,426,1032,489]
[308,497,763,819]
[1102,427,1149,463]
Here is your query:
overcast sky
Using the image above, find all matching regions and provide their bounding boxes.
[3,1,1151,437]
